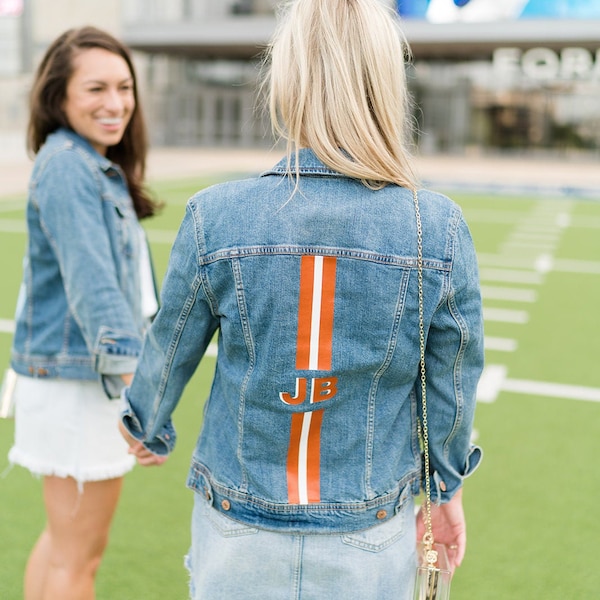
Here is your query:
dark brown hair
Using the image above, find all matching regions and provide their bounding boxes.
[27,26,160,219]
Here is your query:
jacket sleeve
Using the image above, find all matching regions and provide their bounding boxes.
[121,201,219,455]
[420,211,484,504]
[34,148,143,387]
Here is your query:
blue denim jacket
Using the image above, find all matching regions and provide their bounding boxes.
[122,149,484,534]
[11,128,153,397]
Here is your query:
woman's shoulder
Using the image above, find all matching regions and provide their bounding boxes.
[416,187,460,208]
[37,128,83,156]
[29,133,114,207]
[33,129,104,181]
[414,187,464,224]
[187,175,268,208]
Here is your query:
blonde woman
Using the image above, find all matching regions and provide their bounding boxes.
[120,1,484,598]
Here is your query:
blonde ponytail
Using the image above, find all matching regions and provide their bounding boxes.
[265,0,418,190]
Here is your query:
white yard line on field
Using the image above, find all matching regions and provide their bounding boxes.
[510,231,560,241]
[484,337,518,352]
[478,254,600,276]
[477,364,600,404]
[569,216,600,229]
[479,268,543,284]
[553,259,600,275]
[480,286,537,303]
[477,255,539,269]
[0,319,15,333]
[0,219,26,233]
[483,307,529,324]
[0,201,26,213]
[500,241,557,253]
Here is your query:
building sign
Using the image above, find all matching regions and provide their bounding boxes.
[0,0,22,17]
[397,0,600,22]
[494,47,600,81]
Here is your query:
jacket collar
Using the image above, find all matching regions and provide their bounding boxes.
[52,127,115,173]
[262,148,349,178]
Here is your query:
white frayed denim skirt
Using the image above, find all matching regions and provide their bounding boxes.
[8,375,135,486]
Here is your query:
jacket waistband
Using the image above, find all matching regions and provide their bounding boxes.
[187,460,417,535]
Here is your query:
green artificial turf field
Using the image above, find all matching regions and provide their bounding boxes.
[1,179,599,599]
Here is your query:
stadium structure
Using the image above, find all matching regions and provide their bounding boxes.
[2,0,600,154]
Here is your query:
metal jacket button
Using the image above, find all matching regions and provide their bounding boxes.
[221,499,231,511]
[376,509,387,520]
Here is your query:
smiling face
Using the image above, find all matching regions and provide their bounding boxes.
[62,47,135,156]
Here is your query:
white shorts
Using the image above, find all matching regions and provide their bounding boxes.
[8,375,135,485]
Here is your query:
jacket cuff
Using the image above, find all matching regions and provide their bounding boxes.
[93,326,142,375]
[430,444,483,504]
[120,388,176,456]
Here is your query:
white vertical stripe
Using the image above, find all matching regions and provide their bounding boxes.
[309,377,316,404]
[308,256,324,370]
[297,412,313,505]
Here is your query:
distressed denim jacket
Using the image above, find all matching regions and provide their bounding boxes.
[122,149,484,534]
[11,128,154,397]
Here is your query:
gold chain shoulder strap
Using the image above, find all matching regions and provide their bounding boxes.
[412,189,438,567]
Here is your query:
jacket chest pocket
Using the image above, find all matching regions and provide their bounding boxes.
[103,194,138,260]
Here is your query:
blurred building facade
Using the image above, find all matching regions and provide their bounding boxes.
[2,0,600,156]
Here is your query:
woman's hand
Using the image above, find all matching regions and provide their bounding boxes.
[118,420,168,467]
[121,373,134,386]
[416,488,466,572]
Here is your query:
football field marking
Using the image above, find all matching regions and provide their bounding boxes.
[477,255,600,276]
[0,319,15,334]
[0,201,26,213]
[480,286,536,303]
[510,232,559,242]
[534,253,554,273]
[484,337,517,352]
[477,364,600,404]
[553,259,600,275]
[479,268,543,284]
[483,307,529,324]
[0,219,26,233]
[501,241,556,252]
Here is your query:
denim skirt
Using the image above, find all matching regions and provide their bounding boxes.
[8,375,135,487]
[185,491,417,600]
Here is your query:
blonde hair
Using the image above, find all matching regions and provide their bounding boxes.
[266,0,418,190]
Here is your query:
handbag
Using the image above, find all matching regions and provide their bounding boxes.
[412,190,452,600]
[0,368,17,419]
